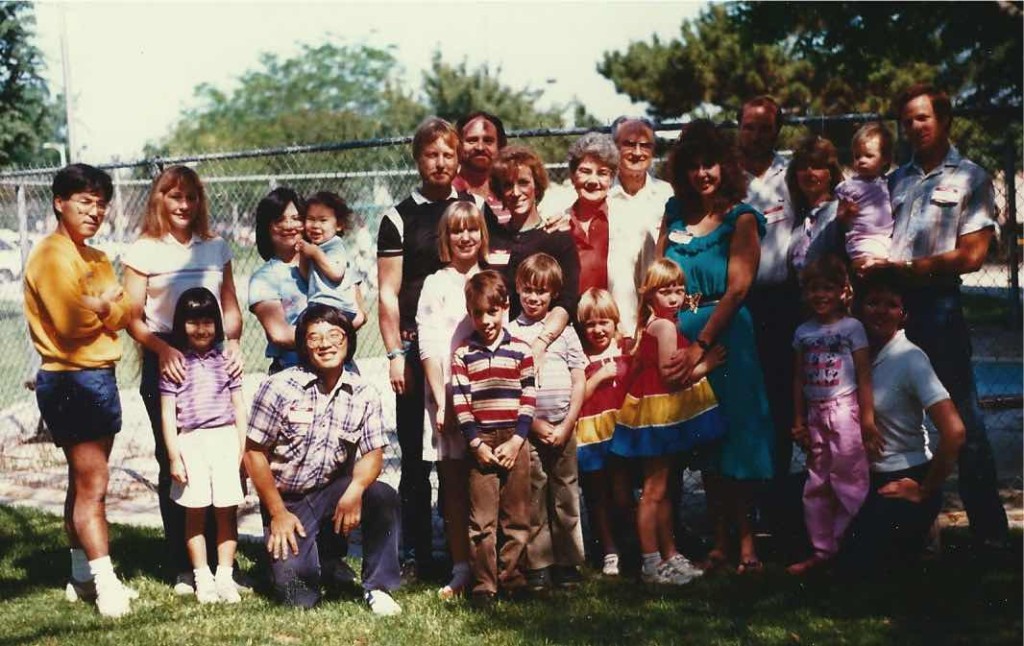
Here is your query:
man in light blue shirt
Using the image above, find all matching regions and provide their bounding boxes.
[860,84,1008,546]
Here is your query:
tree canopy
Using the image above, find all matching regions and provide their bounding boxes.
[598,2,1022,167]
[153,43,593,160]
[0,2,62,168]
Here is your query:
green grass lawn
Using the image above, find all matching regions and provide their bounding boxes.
[0,505,1020,645]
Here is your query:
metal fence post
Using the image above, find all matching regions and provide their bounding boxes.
[1005,139,1021,326]
[16,183,36,384]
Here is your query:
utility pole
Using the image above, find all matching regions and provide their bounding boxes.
[58,4,77,163]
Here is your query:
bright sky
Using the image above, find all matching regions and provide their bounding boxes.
[32,1,703,164]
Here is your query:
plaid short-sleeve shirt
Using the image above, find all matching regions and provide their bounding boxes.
[246,366,386,495]
[888,146,996,268]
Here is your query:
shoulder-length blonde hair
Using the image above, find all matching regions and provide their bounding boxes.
[634,257,686,340]
[437,200,489,264]
[139,165,213,240]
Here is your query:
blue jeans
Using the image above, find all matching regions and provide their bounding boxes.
[903,286,1008,542]
[262,477,401,608]
[838,462,943,572]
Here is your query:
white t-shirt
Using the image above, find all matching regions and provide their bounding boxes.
[607,176,674,336]
[871,330,950,472]
[793,316,868,402]
[745,152,794,285]
[122,234,232,333]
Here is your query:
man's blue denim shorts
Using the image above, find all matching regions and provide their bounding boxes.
[36,368,122,447]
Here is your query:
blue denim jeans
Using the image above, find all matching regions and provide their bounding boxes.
[262,477,401,608]
[903,286,1008,542]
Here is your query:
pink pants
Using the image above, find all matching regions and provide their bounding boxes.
[803,391,869,558]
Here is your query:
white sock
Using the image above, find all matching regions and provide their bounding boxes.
[89,556,117,587]
[194,566,214,585]
[641,552,661,573]
[215,565,234,582]
[71,548,91,582]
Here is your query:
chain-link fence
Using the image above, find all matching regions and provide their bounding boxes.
[0,116,1020,537]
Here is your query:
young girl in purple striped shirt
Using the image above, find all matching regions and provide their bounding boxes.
[160,287,247,604]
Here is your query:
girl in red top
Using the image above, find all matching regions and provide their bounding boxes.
[575,288,632,576]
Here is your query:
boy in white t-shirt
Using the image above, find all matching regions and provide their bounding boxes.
[507,253,587,590]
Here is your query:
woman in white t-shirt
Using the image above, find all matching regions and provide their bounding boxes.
[838,269,965,572]
[123,165,243,592]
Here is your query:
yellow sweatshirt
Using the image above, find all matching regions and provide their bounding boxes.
[23,232,133,371]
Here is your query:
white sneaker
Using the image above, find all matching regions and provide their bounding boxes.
[664,554,703,580]
[602,553,620,577]
[67,578,139,603]
[216,577,241,604]
[66,578,96,603]
[641,562,694,586]
[195,576,220,604]
[173,571,195,596]
[364,589,402,616]
[95,578,132,618]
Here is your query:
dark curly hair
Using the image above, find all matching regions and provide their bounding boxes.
[666,120,747,215]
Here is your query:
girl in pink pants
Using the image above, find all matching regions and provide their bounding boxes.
[788,256,882,575]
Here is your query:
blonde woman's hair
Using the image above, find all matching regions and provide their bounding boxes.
[140,165,213,240]
[635,257,686,338]
[437,200,489,264]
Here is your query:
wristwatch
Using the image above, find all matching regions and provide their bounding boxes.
[903,259,914,273]
[469,438,483,450]
[695,338,711,352]
[385,346,406,360]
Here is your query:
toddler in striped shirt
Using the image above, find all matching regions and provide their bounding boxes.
[160,287,247,604]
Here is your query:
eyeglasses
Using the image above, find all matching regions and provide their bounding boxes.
[619,140,655,152]
[72,197,108,213]
[304,330,347,348]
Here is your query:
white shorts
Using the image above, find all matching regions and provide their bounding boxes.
[171,425,244,508]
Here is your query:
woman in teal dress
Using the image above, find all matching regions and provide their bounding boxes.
[658,120,774,574]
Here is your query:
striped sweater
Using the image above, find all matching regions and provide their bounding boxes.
[451,329,536,441]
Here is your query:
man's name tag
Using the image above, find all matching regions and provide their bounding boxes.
[932,186,961,205]
[287,407,314,425]
[487,249,511,266]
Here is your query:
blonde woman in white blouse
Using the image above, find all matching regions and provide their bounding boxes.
[416,200,490,599]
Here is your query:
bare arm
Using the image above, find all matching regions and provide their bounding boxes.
[220,261,243,343]
[231,389,247,461]
[422,357,446,432]
[584,361,616,400]
[244,441,306,560]
[350,284,367,331]
[878,399,965,503]
[651,318,680,381]
[852,347,882,459]
[124,266,186,383]
[695,212,760,347]
[862,229,993,278]
[250,300,296,349]
[160,393,185,484]
[377,255,406,393]
[791,350,809,448]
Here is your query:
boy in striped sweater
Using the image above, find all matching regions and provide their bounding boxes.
[451,270,536,604]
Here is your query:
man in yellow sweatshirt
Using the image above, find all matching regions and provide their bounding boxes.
[23,164,136,618]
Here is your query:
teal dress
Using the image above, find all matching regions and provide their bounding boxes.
[664,199,774,480]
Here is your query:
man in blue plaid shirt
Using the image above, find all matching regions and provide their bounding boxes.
[244,304,402,615]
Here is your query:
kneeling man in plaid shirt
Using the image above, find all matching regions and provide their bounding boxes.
[244,303,402,615]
